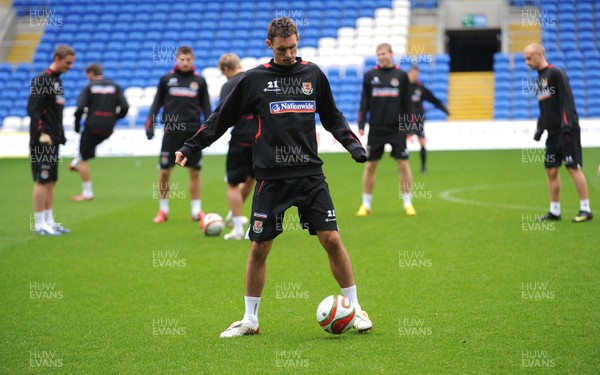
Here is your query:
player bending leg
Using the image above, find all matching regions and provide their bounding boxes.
[71,63,129,201]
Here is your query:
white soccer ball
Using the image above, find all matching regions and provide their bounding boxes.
[202,213,225,236]
[316,295,356,334]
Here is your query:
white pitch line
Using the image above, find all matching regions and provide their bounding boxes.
[438,182,547,211]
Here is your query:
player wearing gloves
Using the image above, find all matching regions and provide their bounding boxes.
[176,17,372,338]
[524,43,592,222]
[146,46,211,223]
[71,64,128,201]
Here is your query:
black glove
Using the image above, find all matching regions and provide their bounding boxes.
[533,128,543,141]
[74,122,80,133]
[351,147,367,163]
[146,126,154,140]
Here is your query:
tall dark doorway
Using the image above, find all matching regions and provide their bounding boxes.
[446,29,500,72]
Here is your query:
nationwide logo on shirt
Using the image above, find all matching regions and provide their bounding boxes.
[169,87,197,97]
[91,85,116,94]
[372,87,400,97]
[269,100,316,114]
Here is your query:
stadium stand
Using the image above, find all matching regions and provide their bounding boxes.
[3,0,450,128]
[493,0,600,120]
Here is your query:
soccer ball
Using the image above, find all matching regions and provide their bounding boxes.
[316,295,356,334]
[202,213,225,236]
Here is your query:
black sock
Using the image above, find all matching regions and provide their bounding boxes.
[420,147,426,170]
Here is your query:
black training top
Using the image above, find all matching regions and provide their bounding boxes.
[28,69,66,146]
[358,64,413,133]
[180,57,364,180]
[74,77,129,134]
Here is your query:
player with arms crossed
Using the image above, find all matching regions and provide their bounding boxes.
[524,43,592,222]
[217,53,255,240]
[407,65,449,173]
[28,45,75,235]
[356,43,416,217]
[176,17,373,337]
[70,63,129,201]
[146,45,211,223]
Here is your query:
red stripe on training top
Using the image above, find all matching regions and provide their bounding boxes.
[262,63,271,69]
[346,128,361,144]
[301,60,309,65]
[92,111,113,116]
[254,114,262,142]
[563,111,569,126]
[195,124,208,136]
[257,180,266,194]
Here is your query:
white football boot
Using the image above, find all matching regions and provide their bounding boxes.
[223,231,245,240]
[353,310,373,332]
[220,321,260,338]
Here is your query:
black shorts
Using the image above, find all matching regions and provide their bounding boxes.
[226,142,254,185]
[409,121,425,138]
[366,131,409,161]
[79,130,111,161]
[30,143,60,183]
[248,175,339,242]
[545,131,582,169]
[160,132,202,170]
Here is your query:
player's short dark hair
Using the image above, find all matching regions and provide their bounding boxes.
[267,17,298,42]
[409,65,419,72]
[53,45,75,60]
[176,45,194,56]
[218,53,241,72]
[376,43,393,54]
[85,63,103,76]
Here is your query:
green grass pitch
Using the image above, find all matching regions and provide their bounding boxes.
[1,148,599,373]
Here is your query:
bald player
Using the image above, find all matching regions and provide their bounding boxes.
[523,43,592,222]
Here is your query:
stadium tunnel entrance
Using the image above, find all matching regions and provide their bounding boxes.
[446,29,501,72]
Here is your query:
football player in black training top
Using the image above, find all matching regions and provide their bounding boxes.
[176,17,373,338]
[524,42,592,222]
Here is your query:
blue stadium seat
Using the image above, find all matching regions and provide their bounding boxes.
[578,30,595,43]
[71,41,90,53]
[512,107,530,119]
